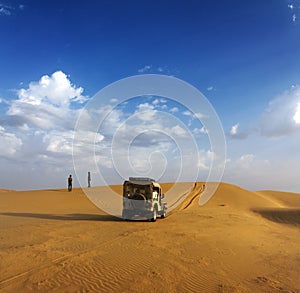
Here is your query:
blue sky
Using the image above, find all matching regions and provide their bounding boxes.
[1,0,300,191]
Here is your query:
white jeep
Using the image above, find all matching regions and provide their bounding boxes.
[122,177,167,221]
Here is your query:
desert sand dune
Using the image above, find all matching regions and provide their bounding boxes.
[0,182,300,292]
[257,190,300,207]
[245,190,300,227]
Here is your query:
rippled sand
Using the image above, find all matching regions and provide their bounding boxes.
[1,183,300,292]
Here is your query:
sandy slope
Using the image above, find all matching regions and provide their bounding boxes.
[0,183,300,292]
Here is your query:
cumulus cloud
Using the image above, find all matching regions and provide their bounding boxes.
[0,75,214,189]
[170,107,179,113]
[17,71,86,106]
[258,86,300,137]
[182,110,206,120]
[230,123,239,136]
[197,149,215,169]
[6,71,87,130]
[293,103,300,123]
[225,153,268,177]
[193,126,207,135]
[0,126,22,157]
[44,131,74,155]
[193,112,207,119]
[183,110,192,116]
[152,99,160,105]
[226,86,300,139]
[134,102,157,121]
[0,71,92,189]
[170,125,187,137]
[227,122,249,139]
[151,98,168,110]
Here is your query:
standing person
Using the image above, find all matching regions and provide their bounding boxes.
[68,174,72,192]
[88,171,91,188]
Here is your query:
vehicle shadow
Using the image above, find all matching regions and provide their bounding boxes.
[0,212,123,222]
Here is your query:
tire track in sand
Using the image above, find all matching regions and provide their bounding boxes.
[179,183,204,211]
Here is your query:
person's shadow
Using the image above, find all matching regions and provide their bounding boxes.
[0,212,123,222]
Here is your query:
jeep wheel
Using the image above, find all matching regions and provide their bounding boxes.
[161,209,166,218]
[151,209,157,222]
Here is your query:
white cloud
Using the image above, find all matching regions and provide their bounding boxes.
[193,126,207,135]
[228,122,249,139]
[170,125,187,137]
[0,4,12,15]
[152,98,167,106]
[0,126,22,157]
[293,103,300,123]
[225,86,300,140]
[238,154,255,166]
[134,102,157,121]
[152,99,160,105]
[0,74,216,189]
[170,107,179,113]
[109,98,118,104]
[207,86,214,91]
[138,66,172,74]
[0,71,92,189]
[18,71,86,106]
[183,110,192,116]
[193,112,206,119]
[258,85,300,137]
[197,150,215,170]
[225,153,263,178]
[92,105,124,137]
[138,65,152,73]
[0,3,25,16]
[151,98,168,110]
[222,152,300,192]
[45,131,74,154]
[6,71,87,130]
[230,123,239,135]
[287,2,298,23]
[182,110,206,120]
[223,154,275,190]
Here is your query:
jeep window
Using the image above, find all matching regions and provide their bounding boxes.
[124,183,151,200]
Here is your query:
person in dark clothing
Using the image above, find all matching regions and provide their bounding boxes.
[68,175,72,192]
[88,171,91,188]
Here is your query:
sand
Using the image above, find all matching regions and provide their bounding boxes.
[0,182,300,292]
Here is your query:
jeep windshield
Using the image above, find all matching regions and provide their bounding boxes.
[123,182,152,200]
